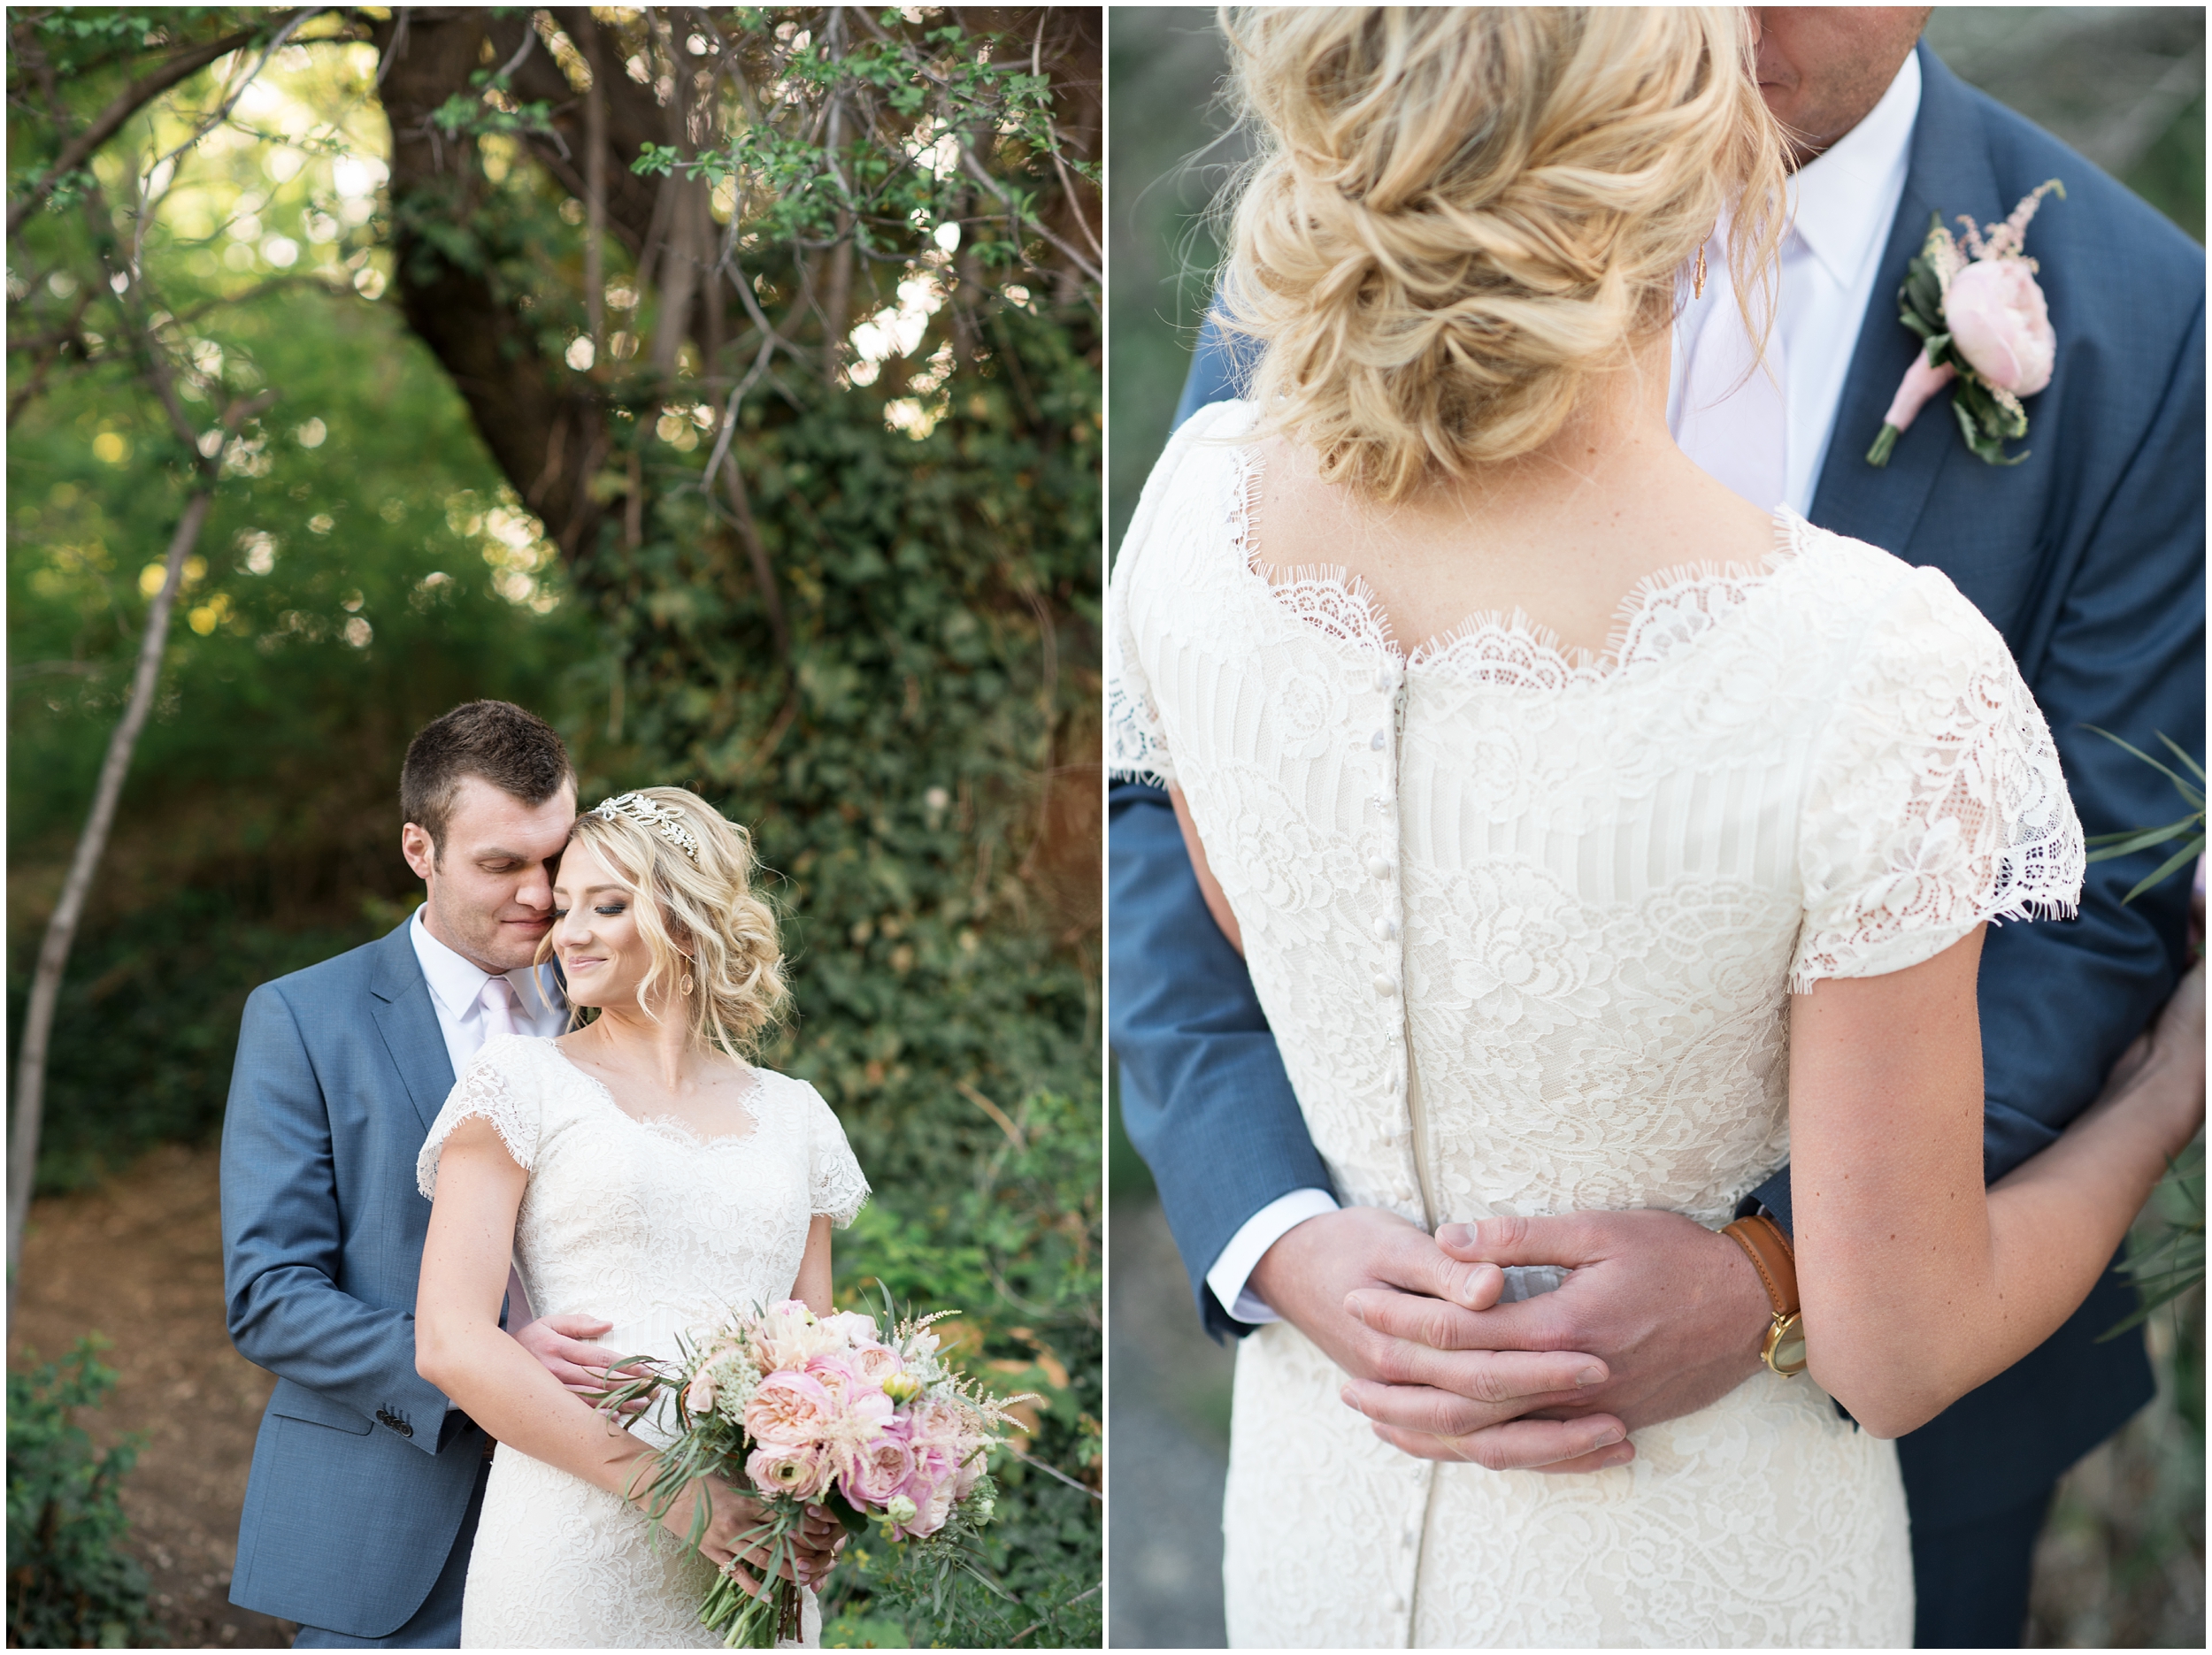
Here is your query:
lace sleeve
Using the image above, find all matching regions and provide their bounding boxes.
[415,1036,542,1199]
[1108,402,1252,786]
[1792,568,2084,990]
[803,1084,871,1229]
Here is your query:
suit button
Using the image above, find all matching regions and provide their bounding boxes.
[397,1420,413,1438]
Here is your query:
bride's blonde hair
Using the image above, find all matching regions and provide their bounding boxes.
[1217,6,1790,501]
[544,787,787,1059]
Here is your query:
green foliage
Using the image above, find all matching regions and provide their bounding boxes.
[826,1090,1101,1645]
[632,12,1089,272]
[10,268,599,1190]
[5,1338,154,1651]
[2081,728,2207,904]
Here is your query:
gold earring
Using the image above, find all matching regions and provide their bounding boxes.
[680,971,695,995]
[1693,244,1709,301]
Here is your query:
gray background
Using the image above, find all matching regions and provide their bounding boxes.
[1105,8,2206,1648]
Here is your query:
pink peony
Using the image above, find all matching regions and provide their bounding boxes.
[1942,257,2054,396]
[851,1342,906,1385]
[744,1369,837,1446]
[841,1421,917,1508]
[748,1441,835,1501]
[798,1353,894,1435]
[887,1470,957,1539]
[824,1310,881,1345]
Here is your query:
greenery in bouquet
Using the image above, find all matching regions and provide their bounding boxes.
[594,1298,1033,1647]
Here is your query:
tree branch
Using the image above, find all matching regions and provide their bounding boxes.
[7,26,259,236]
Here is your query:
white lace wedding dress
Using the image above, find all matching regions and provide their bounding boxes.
[1108,402,2083,1647]
[415,1034,871,1649]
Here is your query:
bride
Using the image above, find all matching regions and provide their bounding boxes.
[1109,8,2203,1646]
[413,787,866,1647]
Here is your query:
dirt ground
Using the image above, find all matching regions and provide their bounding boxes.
[10,1143,296,1649]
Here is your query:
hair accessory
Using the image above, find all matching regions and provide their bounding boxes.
[592,793,703,862]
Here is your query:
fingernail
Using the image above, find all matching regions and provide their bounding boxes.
[1437,1222,1471,1248]
[1606,1449,1632,1467]
[1340,1386,1355,1406]
[1594,1428,1623,1447]
[1576,1367,1604,1387]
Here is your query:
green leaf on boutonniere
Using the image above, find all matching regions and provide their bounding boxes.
[1949,378,2030,465]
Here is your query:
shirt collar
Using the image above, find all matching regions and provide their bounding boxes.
[1785,50,1922,288]
[409,903,547,1018]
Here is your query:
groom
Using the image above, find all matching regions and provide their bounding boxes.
[223,701,636,1646]
[1113,11,2203,1648]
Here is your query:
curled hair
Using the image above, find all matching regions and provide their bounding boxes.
[1217,6,1789,501]
[547,787,788,1059]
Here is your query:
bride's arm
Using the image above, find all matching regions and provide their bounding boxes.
[1789,927,2203,1438]
[416,1118,829,1586]
[416,1118,647,1492]
[792,1217,833,1317]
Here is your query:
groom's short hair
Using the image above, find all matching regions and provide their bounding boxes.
[401,701,574,859]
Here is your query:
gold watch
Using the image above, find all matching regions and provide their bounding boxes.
[1723,1213,1808,1376]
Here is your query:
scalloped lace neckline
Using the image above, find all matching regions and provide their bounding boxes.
[546,1041,763,1151]
[1228,439,1816,687]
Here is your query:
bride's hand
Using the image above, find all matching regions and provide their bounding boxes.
[656,1478,843,1593]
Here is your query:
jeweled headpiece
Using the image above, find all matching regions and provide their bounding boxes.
[591,793,702,862]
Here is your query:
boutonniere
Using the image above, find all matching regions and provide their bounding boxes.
[1866,179,2064,468]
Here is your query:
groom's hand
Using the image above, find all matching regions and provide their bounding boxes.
[1341,1209,1768,1461]
[1248,1206,1632,1472]
[513,1312,651,1414]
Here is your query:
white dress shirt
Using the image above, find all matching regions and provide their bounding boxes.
[410,904,569,1076]
[1207,55,1923,1326]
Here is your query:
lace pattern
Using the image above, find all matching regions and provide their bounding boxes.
[414,1037,867,1646]
[1112,400,2084,1646]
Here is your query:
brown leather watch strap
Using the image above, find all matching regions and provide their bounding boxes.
[1722,1213,1800,1319]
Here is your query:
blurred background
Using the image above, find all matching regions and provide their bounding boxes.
[8,8,1100,1648]
[1107,6,2205,1647]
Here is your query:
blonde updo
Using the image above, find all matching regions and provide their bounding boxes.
[548,787,788,1059]
[1218,6,1789,501]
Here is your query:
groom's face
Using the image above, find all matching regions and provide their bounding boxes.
[403,774,578,975]
[1749,7,1932,165]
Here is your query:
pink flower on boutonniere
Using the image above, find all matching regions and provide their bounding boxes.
[1867,179,2063,468]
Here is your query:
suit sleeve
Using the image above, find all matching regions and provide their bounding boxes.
[1110,781,1335,1338]
[1974,293,2205,1179]
[1755,295,2207,1231]
[220,983,456,1452]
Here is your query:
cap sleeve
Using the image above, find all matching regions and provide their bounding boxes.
[802,1083,870,1229]
[416,1035,542,1199]
[1107,402,1252,788]
[1792,568,2083,991]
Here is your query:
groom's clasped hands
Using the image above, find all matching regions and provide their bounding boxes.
[1255,1205,1774,1473]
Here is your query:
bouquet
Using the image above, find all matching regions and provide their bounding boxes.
[593,1299,1025,1647]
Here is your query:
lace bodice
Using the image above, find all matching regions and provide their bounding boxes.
[419,1037,867,1362]
[417,1037,866,1649]
[1109,401,2084,1646]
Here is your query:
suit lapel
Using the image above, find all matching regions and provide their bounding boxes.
[367,920,457,1133]
[1808,46,2003,559]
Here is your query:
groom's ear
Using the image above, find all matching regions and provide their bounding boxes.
[401,821,438,881]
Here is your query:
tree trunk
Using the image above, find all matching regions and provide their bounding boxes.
[8,487,216,1304]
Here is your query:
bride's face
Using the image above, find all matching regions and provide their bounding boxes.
[550,838,659,1015]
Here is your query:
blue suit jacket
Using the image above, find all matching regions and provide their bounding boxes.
[221,919,488,1636]
[1110,45,2203,1529]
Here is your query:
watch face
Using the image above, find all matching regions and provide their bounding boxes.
[1767,1313,1809,1376]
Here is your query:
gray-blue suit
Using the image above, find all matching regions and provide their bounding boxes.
[222,919,490,1644]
